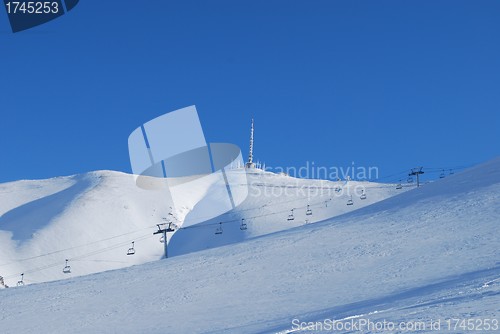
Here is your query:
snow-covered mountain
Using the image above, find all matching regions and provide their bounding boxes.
[0,168,405,287]
[0,158,498,333]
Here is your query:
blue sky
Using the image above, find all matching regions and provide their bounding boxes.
[0,0,499,183]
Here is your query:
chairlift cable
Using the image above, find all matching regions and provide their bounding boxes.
[0,225,157,267]
[2,164,470,281]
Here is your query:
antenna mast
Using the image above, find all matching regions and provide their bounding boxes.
[246,118,255,169]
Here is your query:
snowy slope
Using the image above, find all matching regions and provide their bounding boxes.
[170,169,406,256]
[0,158,498,333]
[0,169,404,287]
[0,171,170,286]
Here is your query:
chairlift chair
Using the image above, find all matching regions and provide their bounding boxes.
[63,259,71,274]
[440,169,445,179]
[287,209,295,221]
[360,190,367,200]
[396,183,402,190]
[449,169,454,175]
[306,205,312,216]
[127,241,135,256]
[240,218,247,231]
[347,196,354,206]
[407,176,414,183]
[215,222,223,235]
[17,273,24,287]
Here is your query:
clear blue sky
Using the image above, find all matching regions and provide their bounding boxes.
[1,1,499,183]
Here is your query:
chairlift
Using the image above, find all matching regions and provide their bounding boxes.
[63,259,71,274]
[440,169,445,179]
[17,273,24,287]
[306,205,312,216]
[407,176,414,183]
[305,219,309,224]
[449,169,454,175]
[215,222,223,235]
[360,190,367,200]
[287,209,295,221]
[347,196,354,206]
[396,182,403,190]
[159,235,165,243]
[240,218,247,231]
[127,241,135,256]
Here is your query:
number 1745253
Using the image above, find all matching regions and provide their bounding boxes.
[5,1,59,14]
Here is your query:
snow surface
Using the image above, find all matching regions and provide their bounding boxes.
[0,168,404,286]
[0,158,498,333]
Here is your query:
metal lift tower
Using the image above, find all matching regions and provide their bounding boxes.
[153,218,176,259]
[409,167,425,187]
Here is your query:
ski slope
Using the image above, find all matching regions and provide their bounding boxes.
[169,169,406,256]
[0,158,498,333]
[0,168,404,287]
